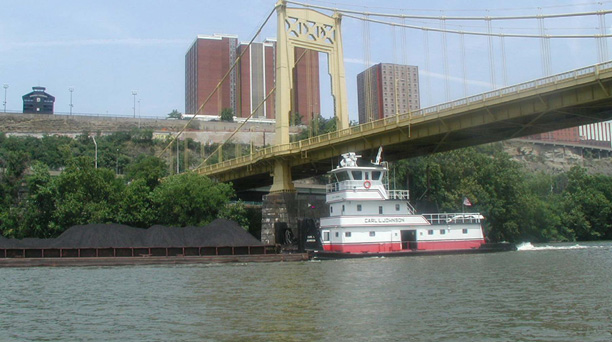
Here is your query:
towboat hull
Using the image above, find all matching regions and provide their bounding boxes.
[312,243,516,260]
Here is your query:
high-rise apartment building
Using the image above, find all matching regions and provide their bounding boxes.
[185,34,320,123]
[357,63,420,124]
[236,40,276,119]
[185,34,238,115]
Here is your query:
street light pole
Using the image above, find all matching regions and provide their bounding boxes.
[68,87,74,115]
[91,136,98,169]
[3,84,8,113]
[131,90,137,118]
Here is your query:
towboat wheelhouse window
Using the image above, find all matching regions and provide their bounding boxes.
[335,171,350,182]
[372,171,382,180]
[352,171,363,180]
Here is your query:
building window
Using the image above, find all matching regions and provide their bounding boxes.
[369,231,376,237]
[395,204,400,211]
[379,206,383,214]
[463,229,468,234]
[357,204,362,211]
[428,229,434,235]
[440,229,446,235]
[345,232,352,237]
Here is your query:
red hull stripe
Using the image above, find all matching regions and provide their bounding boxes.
[322,240,485,253]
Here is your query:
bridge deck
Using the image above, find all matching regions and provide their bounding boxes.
[197,61,612,190]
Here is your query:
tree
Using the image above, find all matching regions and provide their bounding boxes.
[292,111,303,126]
[50,157,125,233]
[125,155,168,189]
[115,178,156,228]
[220,108,234,122]
[151,172,237,226]
[167,109,182,119]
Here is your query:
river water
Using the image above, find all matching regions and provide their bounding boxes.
[1,242,611,342]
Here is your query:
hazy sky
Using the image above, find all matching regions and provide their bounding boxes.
[2,0,611,120]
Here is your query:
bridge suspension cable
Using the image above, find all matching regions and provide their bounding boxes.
[286,1,612,22]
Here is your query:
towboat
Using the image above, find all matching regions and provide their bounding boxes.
[312,149,515,259]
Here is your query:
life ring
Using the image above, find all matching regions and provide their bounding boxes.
[364,180,371,189]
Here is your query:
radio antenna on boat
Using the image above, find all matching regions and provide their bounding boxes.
[372,146,383,165]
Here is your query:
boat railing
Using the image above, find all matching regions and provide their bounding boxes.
[388,190,409,200]
[423,213,484,225]
[326,180,372,192]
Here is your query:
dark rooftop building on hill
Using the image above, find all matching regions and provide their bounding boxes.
[23,86,55,114]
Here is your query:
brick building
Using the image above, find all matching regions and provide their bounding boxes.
[185,34,320,122]
[357,63,420,124]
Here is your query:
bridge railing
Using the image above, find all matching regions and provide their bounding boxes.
[197,61,612,174]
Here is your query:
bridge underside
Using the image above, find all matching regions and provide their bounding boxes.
[200,66,612,192]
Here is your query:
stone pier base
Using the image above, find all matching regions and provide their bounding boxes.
[261,192,299,245]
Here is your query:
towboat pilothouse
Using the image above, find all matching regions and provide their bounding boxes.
[313,149,514,259]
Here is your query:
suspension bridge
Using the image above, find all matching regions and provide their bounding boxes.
[166,0,612,193]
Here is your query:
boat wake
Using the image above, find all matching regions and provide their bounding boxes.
[517,242,608,251]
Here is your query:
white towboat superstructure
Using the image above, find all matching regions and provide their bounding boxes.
[318,150,489,255]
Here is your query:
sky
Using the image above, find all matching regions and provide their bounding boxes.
[2,0,612,121]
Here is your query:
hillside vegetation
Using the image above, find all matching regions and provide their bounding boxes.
[1,130,612,242]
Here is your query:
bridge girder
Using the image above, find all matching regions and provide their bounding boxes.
[197,63,612,192]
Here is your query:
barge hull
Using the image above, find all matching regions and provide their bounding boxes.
[0,253,309,268]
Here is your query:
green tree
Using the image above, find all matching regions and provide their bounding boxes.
[167,109,182,119]
[125,155,168,189]
[292,111,303,126]
[50,157,125,233]
[115,178,156,228]
[151,172,236,226]
[220,108,234,122]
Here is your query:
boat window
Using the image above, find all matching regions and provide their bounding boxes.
[369,231,375,237]
[336,171,350,182]
[352,171,363,180]
[372,171,382,180]
[463,229,468,234]
[345,232,351,237]
[335,232,339,237]
[440,229,446,235]
[379,206,383,214]
[342,205,345,213]
[323,232,330,241]
[395,204,400,211]
[428,229,434,235]
[365,172,370,180]
[330,206,333,214]
[357,204,362,211]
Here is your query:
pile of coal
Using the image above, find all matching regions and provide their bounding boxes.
[0,219,261,248]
